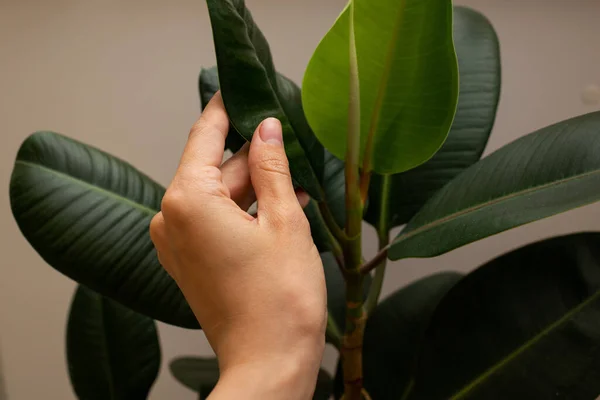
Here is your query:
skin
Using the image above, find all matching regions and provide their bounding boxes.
[149,91,327,399]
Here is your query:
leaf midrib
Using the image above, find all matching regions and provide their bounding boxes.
[394,168,600,246]
[16,160,160,217]
[449,287,600,399]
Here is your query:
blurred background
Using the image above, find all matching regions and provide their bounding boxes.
[1,0,599,398]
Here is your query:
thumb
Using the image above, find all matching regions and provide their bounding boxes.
[248,117,301,225]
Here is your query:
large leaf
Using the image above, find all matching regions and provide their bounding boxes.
[405,233,600,399]
[205,0,324,199]
[170,356,333,400]
[364,6,501,230]
[333,272,463,399]
[199,67,247,153]
[390,111,600,260]
[302,0,459,174]
[66,285,161,400]
[9,131,198,328]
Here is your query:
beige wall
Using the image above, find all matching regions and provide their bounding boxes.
[1,0,599,398]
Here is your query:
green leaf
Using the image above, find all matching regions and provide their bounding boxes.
[199,67,247,153]
[305,152,346,252]
[302,0,459,174]
[389,111,600,260]
[170,356,333,400]
[364,6,500,230]
[9,131,198,328]
[66,285,161,400]
[205,0,324,199]
[333,272,463,399]
[170,357,219,398]
[405,233,600,399]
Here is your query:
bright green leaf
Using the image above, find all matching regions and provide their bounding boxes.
[390,111,600,260]
[333,272,463,399]
[9,131,198,328]
[66,285,161,400]
[205,0,323,199]
[302,0,459,174]
[364,6,501,230]
[405,233,600,399]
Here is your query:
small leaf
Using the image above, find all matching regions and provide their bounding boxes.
[169,357,219,397]
[9,131,198,328]
[405,233,600,399]
[199,67,246,153]
[364,6,500,230]
[390,111,600,260]
[333,272,463,399]
[302,0,459,174]
[205,0,323,199]
[66,285,161,400]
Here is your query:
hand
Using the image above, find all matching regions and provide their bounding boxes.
[149,92,326,399]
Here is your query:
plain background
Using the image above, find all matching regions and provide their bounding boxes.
[1,0,600,398]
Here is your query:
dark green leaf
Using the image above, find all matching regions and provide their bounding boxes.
[170,357,219,398]
[333,272,463,399]
[66,285,161,400]
[313,369,334,400]
[305,152,346,252]
[406,233,600,399]
[205,0,323,199]
[302,0,458,174]
[199,67,246,153]
[365,6,501,230]
[9,131,198,328]
[390,111,600,260]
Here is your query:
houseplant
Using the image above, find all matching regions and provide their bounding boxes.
[9,0,600,399]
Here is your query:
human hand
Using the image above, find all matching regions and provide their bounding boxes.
[149,92,326,399]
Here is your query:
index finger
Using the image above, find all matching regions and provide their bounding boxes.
[179,91,230,169]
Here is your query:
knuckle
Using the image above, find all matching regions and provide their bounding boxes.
[149,213,164,243]
[254,154,290,178]
[160,186,187,220]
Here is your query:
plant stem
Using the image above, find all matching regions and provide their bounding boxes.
[326,313,343,349]
[342,2,366,399]
[364,174,392,313]
[318,200,347,243]
[364,231,389,314]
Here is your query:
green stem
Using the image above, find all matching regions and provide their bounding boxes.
[364,174,392,313]
[342,2,365,399]
[318,200,348,243]
[326,313,342,349]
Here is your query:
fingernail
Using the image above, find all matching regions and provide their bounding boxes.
[259,118,283,146]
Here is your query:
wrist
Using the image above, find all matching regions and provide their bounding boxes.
[209,344,324,400]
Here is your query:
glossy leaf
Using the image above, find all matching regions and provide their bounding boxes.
[333,272,463,399]
[66,285,161,400]
[199,67,246,153]
[390,111,600,260]
[364,6,500,230]
[9,131,198,328]
[405,233,600,399]
[205,0,323,199]
[305,151,346,252]
[170,356,333,400]
[302,0,459,174]
[170,357,219,398]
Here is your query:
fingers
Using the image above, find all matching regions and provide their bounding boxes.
[178,91,229,170]
[248,118,303,227]
[221,143,256,210]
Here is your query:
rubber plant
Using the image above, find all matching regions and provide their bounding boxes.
[8,0,600,399]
